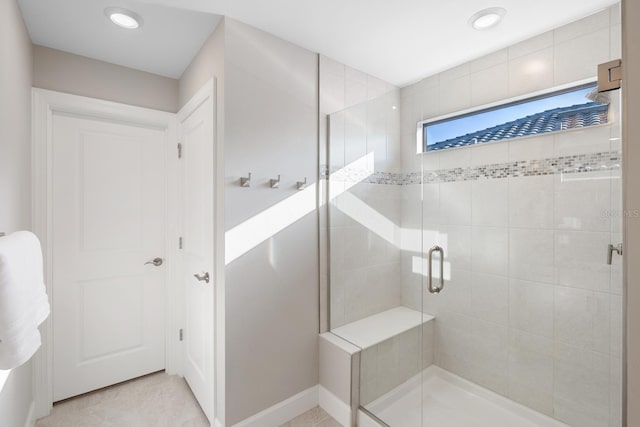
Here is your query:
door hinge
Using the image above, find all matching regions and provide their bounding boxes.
[178,236,183,249]
[178,143,183,159]
[598,59,622,92]
[179,329,184,341]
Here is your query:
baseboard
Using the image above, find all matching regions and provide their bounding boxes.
[318,386,351,427]
[24,401,36,427]
[232,385,319,427]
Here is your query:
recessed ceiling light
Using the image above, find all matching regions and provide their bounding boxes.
[469,7,506,31]
[104,7,143,30]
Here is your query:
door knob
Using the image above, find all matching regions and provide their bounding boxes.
[193,272,210,284]
[145,257,163,267]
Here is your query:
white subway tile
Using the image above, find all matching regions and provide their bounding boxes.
[610,356,623,426]
[554,9,610,44]
[439,146,471,169]
[471,227,509,276]
[471,273,509,325]
[472,178,508,227]
[439,181,472,226]
[553,396,609,427]
[509,175,554,229]
[470,49,508,73]
[555,172,612,232]
[345,67,368,107]
[611,24,622,60]
[418,85,441,120]
[554,343,610,427]
[439,62,470,82]
[421,183,440,227]
[471,63,509,106]
[438,225,472,271]
[440,268,472,315]
[508,331,554,410]
[610,294,623,357]
[508,47,554,97]
[470,140,509,167]
[554,230,611,292]
[508,31,554,60]
[554,28,610,85]
[344,104,368,166]
[439,75,471,115]
[509,279,554,337]
[554,286,610,352]
[553,124,612,157]
[510,228,554,283]
[508,134,554,162]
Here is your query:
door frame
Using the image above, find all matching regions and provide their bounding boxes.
[31,88,180,418]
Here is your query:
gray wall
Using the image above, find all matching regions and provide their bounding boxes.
[0,0,35,425]
[622,0,639,425]
[223,18,319,425]
[33,45,179,113]
[179,21,225,109]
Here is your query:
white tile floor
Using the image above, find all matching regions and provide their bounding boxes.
[35,372,340,427]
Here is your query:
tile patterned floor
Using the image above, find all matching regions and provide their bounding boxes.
[280,406,341,427]
[35,371,208,427]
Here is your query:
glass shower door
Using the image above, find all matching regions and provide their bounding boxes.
[415,6,623,426]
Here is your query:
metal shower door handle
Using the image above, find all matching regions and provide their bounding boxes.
[193,272,210,284]
[144,257,163,267]
[428,245,444,294]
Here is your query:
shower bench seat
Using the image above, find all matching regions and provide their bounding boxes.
[319,307,435,426]
[331,306,434,349]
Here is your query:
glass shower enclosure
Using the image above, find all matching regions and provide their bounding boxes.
[323,4,623,427]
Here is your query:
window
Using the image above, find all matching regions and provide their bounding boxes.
[420,82,608,152]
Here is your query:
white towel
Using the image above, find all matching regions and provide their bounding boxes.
[0,231,50,370]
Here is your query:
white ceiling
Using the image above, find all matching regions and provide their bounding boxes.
[18,0,221,79]
[19,0,618,85]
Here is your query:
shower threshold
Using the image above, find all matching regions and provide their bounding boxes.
[362,366,568,427]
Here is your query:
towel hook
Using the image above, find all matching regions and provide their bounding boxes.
[270,175,281,188]
[296,177,307,191]
[240,173,252,188]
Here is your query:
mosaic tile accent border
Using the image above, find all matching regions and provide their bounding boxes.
[321,151,621,186]
[321,165,406,185]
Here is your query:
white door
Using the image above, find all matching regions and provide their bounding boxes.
[179,86,215,422]
[51,113,167,401]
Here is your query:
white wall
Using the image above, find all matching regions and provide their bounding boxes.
[33,45,179,113]
[399,6,622,427]
[223,18,319,426]
[0,0,35,425]
[622,0,639,425]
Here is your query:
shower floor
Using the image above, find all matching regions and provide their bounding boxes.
[364,366,568,427]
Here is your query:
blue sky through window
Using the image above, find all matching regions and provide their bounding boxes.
[425,84,597,146]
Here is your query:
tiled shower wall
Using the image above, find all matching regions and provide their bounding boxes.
[319,56,403,329]
[399,5,622,427]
